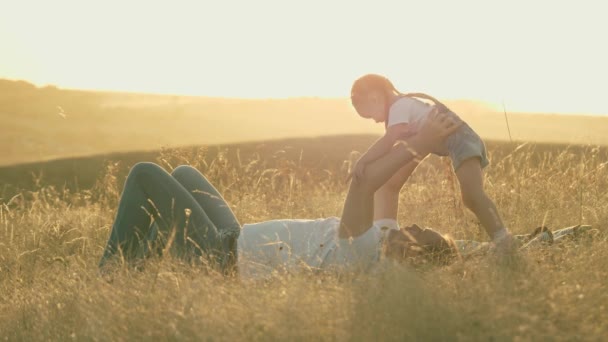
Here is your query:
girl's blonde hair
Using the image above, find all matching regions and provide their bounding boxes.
[350,74,450,114]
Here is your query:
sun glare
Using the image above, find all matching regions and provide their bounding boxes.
[1,0,607,114]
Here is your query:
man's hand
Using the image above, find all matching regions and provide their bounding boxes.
[352,159,366,183]
[347,159,367,184]
[410,108,462,156]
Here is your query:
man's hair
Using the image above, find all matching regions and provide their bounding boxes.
[384,226,459,265]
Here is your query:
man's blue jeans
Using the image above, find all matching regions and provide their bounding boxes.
[98,163,240,273]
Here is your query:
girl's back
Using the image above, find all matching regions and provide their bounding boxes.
[387,95,462,138]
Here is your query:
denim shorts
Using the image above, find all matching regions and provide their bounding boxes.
[443,123,489,171]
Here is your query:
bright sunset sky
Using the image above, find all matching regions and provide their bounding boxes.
[1,0,607,114]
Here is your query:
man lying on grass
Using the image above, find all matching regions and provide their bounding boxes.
[99,110,516,278]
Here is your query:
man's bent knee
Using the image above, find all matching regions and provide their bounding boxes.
[129,162,164,178]
[171,165,197,178]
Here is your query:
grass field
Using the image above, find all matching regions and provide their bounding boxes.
[1,135,608,340]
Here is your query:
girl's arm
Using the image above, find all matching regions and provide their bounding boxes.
[350,124,410,183]
[360,123,409,164]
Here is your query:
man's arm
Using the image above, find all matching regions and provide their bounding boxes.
[339,109,461,238]
[373,161,419,220]
[360,124,413,221]
[358,124,409,165]
[349,124,410,183]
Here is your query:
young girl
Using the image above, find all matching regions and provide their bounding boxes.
[349,73,513,249]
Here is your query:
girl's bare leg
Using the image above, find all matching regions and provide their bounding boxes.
[455,158,506,239]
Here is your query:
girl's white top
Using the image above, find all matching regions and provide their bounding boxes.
[387,97,434,133]
[236,218,398,279]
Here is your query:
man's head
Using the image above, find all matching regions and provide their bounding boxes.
[384,224,456,263]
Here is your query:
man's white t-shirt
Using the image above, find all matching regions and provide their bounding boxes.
[386,97,434,135]
[236,218,398,279]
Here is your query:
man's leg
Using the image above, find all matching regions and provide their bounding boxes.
[171,165,241,272]
[99,163,227,269]
[171,165,240,233]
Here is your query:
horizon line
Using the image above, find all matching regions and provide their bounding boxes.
[2,77,607,117]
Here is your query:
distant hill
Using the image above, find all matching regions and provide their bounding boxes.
[2,134,606,200]
[2,79,607,166]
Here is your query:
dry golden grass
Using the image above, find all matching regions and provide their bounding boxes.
[1,139,607,341]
